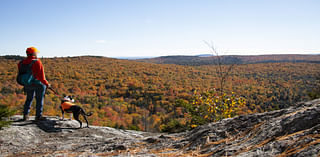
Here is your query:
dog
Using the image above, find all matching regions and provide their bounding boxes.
[60,96,92,128]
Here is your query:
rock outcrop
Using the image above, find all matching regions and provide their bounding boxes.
[1,99,320,157]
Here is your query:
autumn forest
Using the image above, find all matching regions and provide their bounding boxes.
[0,55,319,132]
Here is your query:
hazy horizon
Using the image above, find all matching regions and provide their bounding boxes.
[1,53,319,60]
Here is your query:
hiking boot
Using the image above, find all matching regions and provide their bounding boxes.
[23,114,29,121]
[35,116,47,121]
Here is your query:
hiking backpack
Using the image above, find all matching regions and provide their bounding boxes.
[16,59,38,86]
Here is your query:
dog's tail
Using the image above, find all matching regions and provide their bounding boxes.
[81,109,93,116]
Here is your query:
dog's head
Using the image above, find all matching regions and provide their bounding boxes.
[63,95,75,103]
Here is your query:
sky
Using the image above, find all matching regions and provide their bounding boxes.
[0,0,319,57]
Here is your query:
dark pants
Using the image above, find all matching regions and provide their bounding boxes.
[23,84,46,117]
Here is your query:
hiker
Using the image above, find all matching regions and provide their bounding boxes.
[17,47,50,121]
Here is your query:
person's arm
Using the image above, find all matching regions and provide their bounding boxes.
[32,60,49,86]
[17,61,21,70]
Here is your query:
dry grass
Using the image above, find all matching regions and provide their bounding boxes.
[278,105,313,120]
[278,134,320,157]
[276,129,306,141]
[150,148,213,157]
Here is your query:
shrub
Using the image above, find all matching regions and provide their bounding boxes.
[184,89,246,129]
[160,119,186,133]
[0,105,15,129]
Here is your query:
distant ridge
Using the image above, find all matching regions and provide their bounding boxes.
[195,54,213,57]
[2,54,320,64]
[137,54,320,65]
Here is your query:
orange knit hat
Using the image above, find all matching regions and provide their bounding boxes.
[26,47,39,55]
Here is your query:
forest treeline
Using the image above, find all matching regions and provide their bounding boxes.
[138,54,320,66]
[0,55,319,132]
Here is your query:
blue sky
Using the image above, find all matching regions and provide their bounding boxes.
[0,0,319,57]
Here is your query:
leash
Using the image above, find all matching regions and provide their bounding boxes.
[48,87,62,98]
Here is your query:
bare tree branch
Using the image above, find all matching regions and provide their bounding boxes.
[204,41,235,96]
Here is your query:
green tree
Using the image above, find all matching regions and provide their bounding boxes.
[308,74,320,99]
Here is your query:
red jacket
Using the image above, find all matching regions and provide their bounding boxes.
[17,56,49,86]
